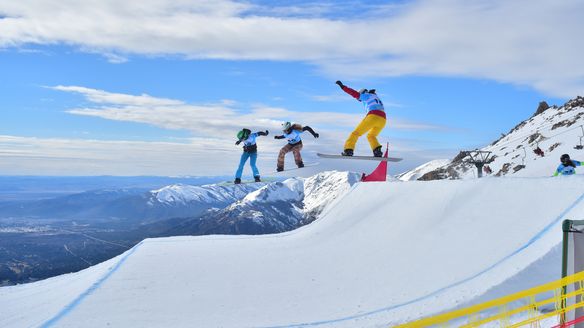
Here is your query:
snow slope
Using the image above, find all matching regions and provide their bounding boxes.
[396,159,450,181]
[2,176,583,327]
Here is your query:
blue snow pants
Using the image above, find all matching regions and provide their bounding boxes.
[235,152,259,179]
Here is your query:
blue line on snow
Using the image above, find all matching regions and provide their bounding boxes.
[265,192,584,328]
[40,241,145,328]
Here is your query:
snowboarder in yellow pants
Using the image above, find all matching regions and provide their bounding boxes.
[336,80,386,157]
[344,114,386,154]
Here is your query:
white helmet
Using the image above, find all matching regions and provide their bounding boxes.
[282,121,292,131]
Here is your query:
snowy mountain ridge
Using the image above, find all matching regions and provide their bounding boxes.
[150,182,262,205]
[239,178,304,205]
[166,171,361,235]
[402,96,584,180]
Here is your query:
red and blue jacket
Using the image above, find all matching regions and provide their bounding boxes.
[341,85,386,119]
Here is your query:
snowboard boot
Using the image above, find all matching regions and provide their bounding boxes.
[254,176,261,182]
[373,146,383,158]
[341,149,354,156]
[276,167,284,172]
[234,178,242,184]
[297,162,304,168]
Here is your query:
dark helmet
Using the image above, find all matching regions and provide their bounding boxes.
[561,153,571,163]
[368,89,376,94]
[358,88,368,94]
[237,128,251,140]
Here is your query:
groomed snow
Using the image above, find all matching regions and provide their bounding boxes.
[1,176,583,327]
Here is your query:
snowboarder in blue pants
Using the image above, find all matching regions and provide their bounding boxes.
[234,128,269,184]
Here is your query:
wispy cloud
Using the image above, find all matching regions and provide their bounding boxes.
[1,0,583,97]
[311,94,352,102]
[54,85,446,137]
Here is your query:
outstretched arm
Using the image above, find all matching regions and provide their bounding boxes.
[302,126,319,138]
[336,80,360,100]
[274,135,285,139]
[257,130,269,136]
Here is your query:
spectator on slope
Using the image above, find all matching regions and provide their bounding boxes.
[274,121,319,172]
[335,80,386,157]
[553,153,582,176]
[234,128,269,184]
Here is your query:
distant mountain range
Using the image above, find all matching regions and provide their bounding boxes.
[145,171,361,236]
[0,175,231,201]
[0,183,264,224]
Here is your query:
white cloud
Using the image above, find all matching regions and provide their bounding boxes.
[54,85,447,138]
[51,85,184,106]
[1,0,583,97]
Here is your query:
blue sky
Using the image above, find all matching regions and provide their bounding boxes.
[0,0,581,177]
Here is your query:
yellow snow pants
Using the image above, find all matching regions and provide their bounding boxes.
[344,114,386,151]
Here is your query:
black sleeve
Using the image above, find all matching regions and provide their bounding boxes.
[257,131,268,136]
[274,135,285,139]
[302,126,318,137]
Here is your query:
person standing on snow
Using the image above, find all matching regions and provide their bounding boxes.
[553,153,582,176]
[234,128,269,184]
[335,80,386,157]
[274,122,319,172]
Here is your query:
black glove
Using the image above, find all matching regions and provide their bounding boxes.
[235,140,241,145]
[314,133,319,138]
[265,130,269,136]
[274,135,285,139]
[335,80,344,88]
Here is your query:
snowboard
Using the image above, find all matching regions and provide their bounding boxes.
[273,162,319,173]
[218,177,277,186]
[317,153,402,162]
[218,180,262,186]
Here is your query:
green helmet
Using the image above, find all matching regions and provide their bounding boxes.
[282,121,292,131]
[237,128,251,140]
